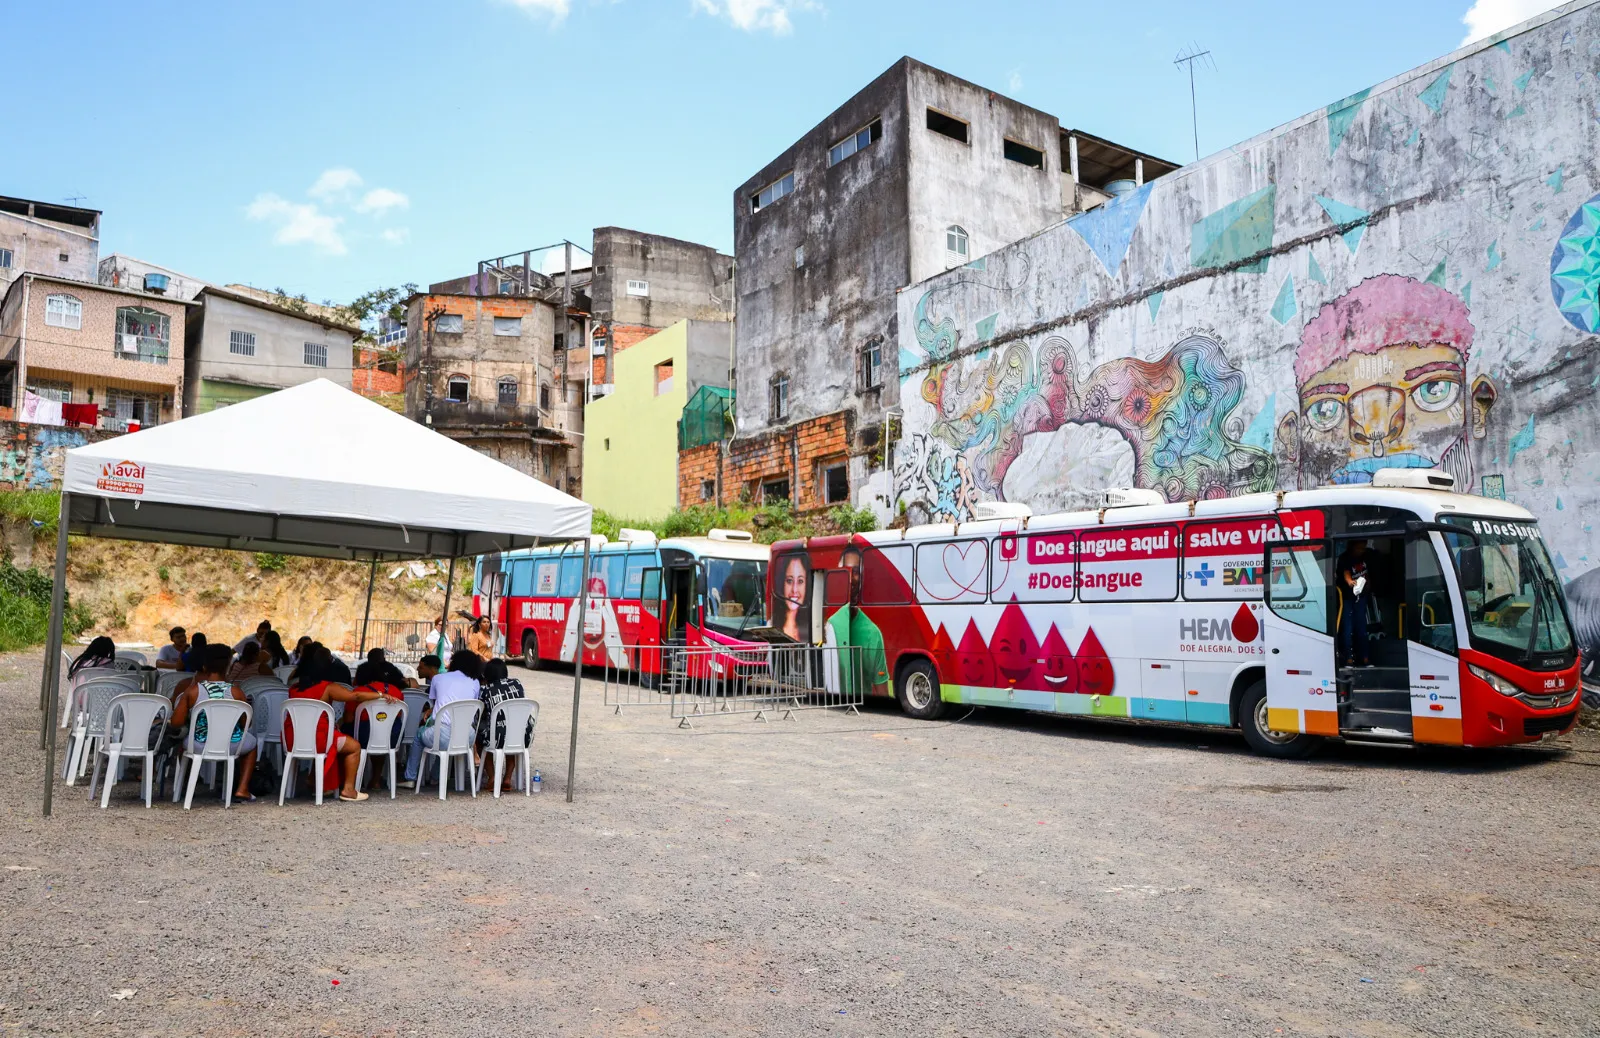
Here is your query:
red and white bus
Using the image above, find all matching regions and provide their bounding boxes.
[768,469,1582,756]
[473,529,770,677]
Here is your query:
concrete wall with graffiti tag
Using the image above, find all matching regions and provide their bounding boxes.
[0,422,119,491]
[895,2,1600,670]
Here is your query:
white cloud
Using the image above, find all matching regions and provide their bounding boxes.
[245,193,347,256]
[691,0,816,35]
[1007,69,1024,96]
[1460,0,1559,44]
[355,188,410,215]
[308,167,363,201]
[381,228,411,246]
[502,0,570,22]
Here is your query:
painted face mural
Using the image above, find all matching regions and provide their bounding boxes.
[1282,274,1496,487]
[989,598,1036,685]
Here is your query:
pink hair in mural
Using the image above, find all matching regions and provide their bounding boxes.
[1296,274,1475,385]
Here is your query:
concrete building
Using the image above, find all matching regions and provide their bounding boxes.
[584,319,732,520]
[403,291,582,491]
[0,272,194,427]
[0,196,101,292]
[891,4,1600,651]
[588,227,734,386]
[183,285,359,413]
[98,254,208,301]
[726,57,1176,519]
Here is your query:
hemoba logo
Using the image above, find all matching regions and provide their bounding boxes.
[95,460,146,496]
[1178,604,1264,655]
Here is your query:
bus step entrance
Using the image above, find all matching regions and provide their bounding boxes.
[1337,665,1413,736]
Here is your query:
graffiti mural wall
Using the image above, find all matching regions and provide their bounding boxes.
[895,3,1600,687]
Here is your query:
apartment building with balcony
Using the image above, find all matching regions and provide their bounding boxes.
[0,196,101,292]
[0,272,195,428]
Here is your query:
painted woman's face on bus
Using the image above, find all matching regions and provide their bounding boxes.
[782,558,807,609]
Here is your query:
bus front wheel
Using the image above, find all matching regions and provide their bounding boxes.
[1239,680,1319,758]
[521,631,543,671]
[896,659,947,720]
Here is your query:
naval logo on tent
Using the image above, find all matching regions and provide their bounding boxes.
[96,460,146,495]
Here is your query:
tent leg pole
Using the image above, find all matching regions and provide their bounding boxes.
[358,559,376,656]
[566,540,591,804]
[41,491,71,817]
[440,557,457,654]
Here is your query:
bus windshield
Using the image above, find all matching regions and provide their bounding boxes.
[704,557,767,634]
[1441,516,1574,667]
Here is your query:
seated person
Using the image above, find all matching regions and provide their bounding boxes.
[68,636,118,680]
[227,642,273,682]
[414,654,441,692]
[168,646,259,803]
[155,627,188,671]
[261,630,293,669]
[289,636,313,665]
[285,656,395,803]
[234,620,272,657]
[476,658,531,794]
[354,648,409,691]
[181,632,209,673]
[401,650,483,789]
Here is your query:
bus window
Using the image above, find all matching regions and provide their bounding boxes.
[1078,525,1178,602]
[916,538,988,603]
[1181,512,1323,601]
[533,559,560,597]
[641,568,661,618]
[558,556,583,597]
[623,552,652,598]
[595,553,626,599]
[990,531,1075,602]
[824,569,852,606]
[508,559,533,597]
[1408,536,1457,654]
[860,543,913,605]
[1266,541,1333,635]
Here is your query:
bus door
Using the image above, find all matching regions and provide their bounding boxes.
[663,563,695,644]
[1263,539,1340,737]
[1331,526,1413,737]
[1403,529,1463,744]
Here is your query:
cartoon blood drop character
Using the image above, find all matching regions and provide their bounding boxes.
[930,624,956,683]
[1026,623,1077,694]
[1230,602,1261,643]
[990,597,1036,686]
[1075,627,1116,696]
[955,618,993,688]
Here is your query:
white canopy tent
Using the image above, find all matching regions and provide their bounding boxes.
[40,378,596,814]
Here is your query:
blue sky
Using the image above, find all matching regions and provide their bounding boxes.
[8,0,1556,304]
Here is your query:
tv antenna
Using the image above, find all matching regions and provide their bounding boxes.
[64,194,88,206]
[1174,44,1214,162]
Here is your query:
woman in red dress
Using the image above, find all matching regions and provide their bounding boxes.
[284,648,394,802]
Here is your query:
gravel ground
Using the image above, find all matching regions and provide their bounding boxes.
[1,653,1597,1037]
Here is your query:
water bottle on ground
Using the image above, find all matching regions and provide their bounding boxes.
[532,769,542,793]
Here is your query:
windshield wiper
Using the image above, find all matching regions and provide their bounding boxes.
[1523,578,1544,662]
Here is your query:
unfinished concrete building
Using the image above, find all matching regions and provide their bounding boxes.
[716,57,1176,519]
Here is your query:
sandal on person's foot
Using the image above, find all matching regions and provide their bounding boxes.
[235,793,258,803]
[338,791,370,803]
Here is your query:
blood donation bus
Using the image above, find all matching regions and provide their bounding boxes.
[473,529,770,676]
[768,469,1582,756]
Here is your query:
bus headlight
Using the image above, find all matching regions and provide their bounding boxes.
[1468,664,1521,697]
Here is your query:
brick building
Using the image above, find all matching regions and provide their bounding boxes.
[678,411,853,512]
[0,196,100,293]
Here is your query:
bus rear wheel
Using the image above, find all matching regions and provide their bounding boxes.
[896,659,947,720]
[1239,679,1319,758]
[521,631,543,671]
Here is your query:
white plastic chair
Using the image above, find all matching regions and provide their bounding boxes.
[87,693,170,809]
[175,698,253,810]
[399,691,427,768]
[62,666,137,726]
[273,665,296,682]
[413,699,482,800]
[279,699,337,806]
[353,698,408,799]
[156,670,194,699]
[252,689,290,772]
[240,676,286,698]
[64,682,126,784]
[115,650,149,666]
[110,657,145,673]
[480,699,538,798]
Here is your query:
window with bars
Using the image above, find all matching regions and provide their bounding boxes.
[828,118,883,167]
[27,380,72,403]
[114,306,170,364]
[497,376,518,405]
[45,294,82,330]
[229,330,257,356]
[769,374,789,423]
[106,389,161,427]
[303,342,328,367]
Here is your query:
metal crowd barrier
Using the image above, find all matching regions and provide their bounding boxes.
[601,643,867,726]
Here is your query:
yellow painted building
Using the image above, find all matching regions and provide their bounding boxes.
[583,319,730,520]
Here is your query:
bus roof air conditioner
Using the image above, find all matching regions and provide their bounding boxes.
[1101,487,1165,508]
[971,501,1032,520]
[617,528,659,544]
[1370,468,1455,491]
[707,528,754,542]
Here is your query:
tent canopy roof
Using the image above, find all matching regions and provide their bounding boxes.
[61,378,591,561]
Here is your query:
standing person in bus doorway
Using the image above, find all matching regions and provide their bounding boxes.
[1337,539,1372,668]
[773,553,812,644]
[826,547,890,698]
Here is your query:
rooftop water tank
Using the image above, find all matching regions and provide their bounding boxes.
[143,273,170,295]
[1104,179,1138,198]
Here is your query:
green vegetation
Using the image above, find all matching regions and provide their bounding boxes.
[0,489,62,534]
[0,558,90,653]
[253,552,289,572]
[593,500,880,546]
